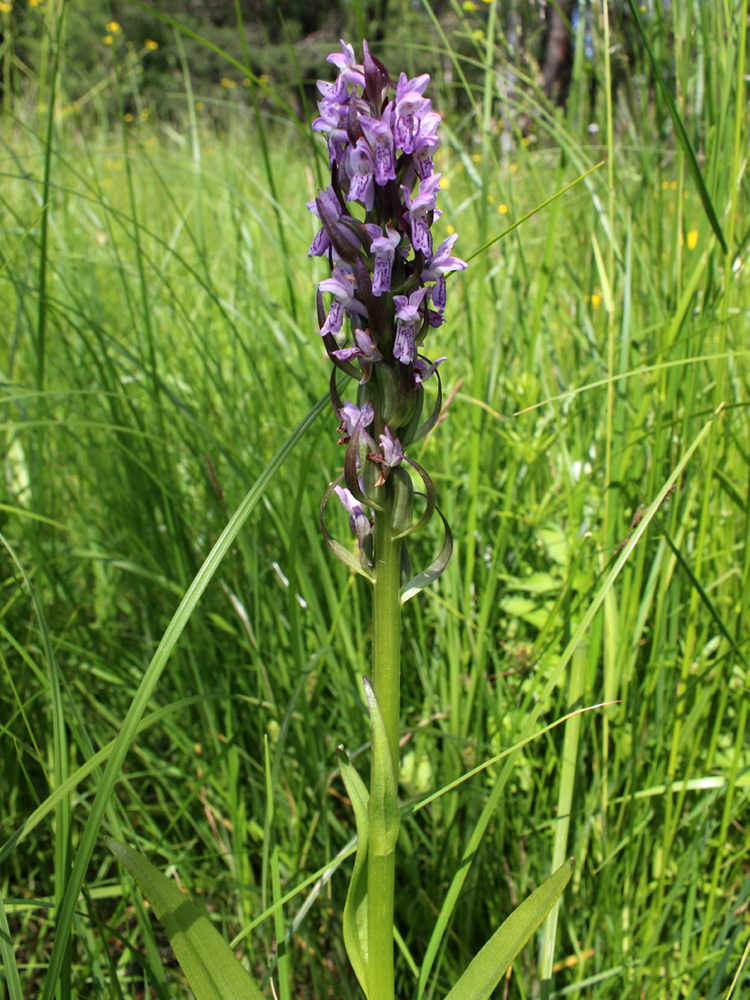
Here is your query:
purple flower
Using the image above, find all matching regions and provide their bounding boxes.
[360,116,397,186]
[321,299,343,336]
[332,326,383,383]
[307,186,361,258]
[401,173,442,256]
[407,113,441,182]
[379,426,404,468]
[414,355,447,384]
[347,138,376,212]
[367,426,405,487]
[335,485,372,550]
[393,287,429,364]
[365,223,401,296]
[396,71,430,104]
[422,233,468,281]
[430,277,446,314]
[319,264,369,320]
[327,40,366,88]
[312,79,350,167]
[337,400,374,444]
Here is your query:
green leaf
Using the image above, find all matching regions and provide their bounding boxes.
[400,506,453,603]
[363,679,400,859]
[443,859,574,1000]
[337,747,371,998]
[624,0,728,254]
[105,838,264,1000]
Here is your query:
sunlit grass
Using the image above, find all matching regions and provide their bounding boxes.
[1,3,749,998]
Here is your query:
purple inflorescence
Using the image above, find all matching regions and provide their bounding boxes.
[309,40,467,543]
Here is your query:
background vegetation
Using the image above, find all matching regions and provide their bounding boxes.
[1,1,749,998]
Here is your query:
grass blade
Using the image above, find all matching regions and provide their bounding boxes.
[443,859,574,1000]
[105,838,264,1000]
[624,0,728,254]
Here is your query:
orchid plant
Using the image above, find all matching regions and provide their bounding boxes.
[103,38,573,1000]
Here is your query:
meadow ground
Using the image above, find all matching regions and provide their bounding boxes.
[1,6,749,999]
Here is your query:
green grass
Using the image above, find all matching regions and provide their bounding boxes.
[1,3,749,998]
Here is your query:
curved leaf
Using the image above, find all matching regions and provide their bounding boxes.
[105,838,264,1000]
[393,458,436,540]
[443,859,574,1000]
[400,505,453,603]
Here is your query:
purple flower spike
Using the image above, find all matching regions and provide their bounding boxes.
[308,40,467,533]
[360,116,397,186]
[347,138,376,212]
[393,287,429,364]
[332,327,383,383]
[367,224,401,296]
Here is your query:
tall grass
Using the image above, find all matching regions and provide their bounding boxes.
[1,2,749,998]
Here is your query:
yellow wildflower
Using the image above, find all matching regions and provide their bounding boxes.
[661,180,669,190]
[471,153,481,163]
[498,203,508,215]
[106,21,120,33]
[591,293,602,309]
[463,1,479,10]
[123,112,134,122]
[687,230,698,250]
[670,180,677,190]
[103,35,113,45]
[509,163,518,174]
[487,194,494,204]
[221,78,237,89]
[144,39,158,50]
[195,101,204,111]
[0,2,12,10]
[447,224,455,235]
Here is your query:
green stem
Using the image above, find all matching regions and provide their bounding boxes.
[368,485,401,1000]
[371,486,402,767]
